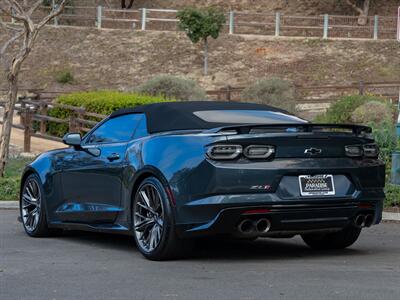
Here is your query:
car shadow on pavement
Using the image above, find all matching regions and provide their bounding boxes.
[58,230,368,261]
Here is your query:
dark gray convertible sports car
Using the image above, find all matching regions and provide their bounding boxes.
[20,101,385,260]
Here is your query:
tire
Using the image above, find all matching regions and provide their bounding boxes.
[20,173,51,237]
[132,176,193,260]
[301,226,362,250]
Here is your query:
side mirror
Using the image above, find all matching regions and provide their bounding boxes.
[63,133,82,147]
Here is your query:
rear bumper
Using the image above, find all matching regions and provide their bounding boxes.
[175,191,384,238]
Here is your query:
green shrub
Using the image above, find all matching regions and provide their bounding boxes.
[241,78,296,113]
[384,184,400,208]
[55,70,74,84]
[47,91,169,137]
[137,75,206,101]
[351,101,393,125]
[315,95,389,123]
[370,120,397,161]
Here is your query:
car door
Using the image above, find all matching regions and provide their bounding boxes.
[58,113,144,224]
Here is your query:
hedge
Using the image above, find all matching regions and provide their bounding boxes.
[314,94,390,124]
[47,91,170,137]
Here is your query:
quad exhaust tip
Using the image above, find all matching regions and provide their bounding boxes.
[238,218,272,234]
[238,219,254,234]
[354,214,365,228]
[364,214,374,228]
[255,218,271,233]
[354,214,374,228]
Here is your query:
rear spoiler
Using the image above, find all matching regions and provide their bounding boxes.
[209,123,372,135]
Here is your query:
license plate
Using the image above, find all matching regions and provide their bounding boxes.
[299,175,335,196]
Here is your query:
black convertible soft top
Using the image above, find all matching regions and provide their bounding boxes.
[110,101,305,133]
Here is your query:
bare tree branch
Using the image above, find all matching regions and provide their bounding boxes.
[345,0,364,15]
[37,0,67,30]
[0,0,67,176]
[0,19,21,31]
[0,29,23,64]
[27,0,44,17]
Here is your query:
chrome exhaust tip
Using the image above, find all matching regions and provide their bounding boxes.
[238,219,254,234]
[364,214,374,228]
[255,218,271,233]
[354,214,365,228]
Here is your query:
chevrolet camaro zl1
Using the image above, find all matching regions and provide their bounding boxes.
[20,101,385,260]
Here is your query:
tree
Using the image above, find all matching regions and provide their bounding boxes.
[121,0,134,9]
[344,0,372,25]
[0,0,66,177]
[177,7,225,76]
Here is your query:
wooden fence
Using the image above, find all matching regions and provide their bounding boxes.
[0,95,106,152]
[1,6,398,40]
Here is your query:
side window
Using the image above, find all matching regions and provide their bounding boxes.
[133,115,148,139]
[86,114,144,145]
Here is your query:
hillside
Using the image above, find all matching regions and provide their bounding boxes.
[93,0,400,16]
[1,26,399,92]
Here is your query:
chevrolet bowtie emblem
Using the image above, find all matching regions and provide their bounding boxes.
[304,148,322,155]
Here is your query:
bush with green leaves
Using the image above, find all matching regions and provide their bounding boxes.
[351,101,393,125]
[314,95,389,123]
[241,78,296,113]
[384,184,400,208]
[137,75,206,101]
[47,91,170,137]
[177,7,225,75]
[370,119,398,181]
[55,70,74,84]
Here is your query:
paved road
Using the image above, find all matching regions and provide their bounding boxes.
[1,210,399,300]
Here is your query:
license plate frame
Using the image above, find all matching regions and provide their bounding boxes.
[298,174,335,197]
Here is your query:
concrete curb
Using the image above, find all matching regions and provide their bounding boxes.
[1,201,400,221]
[382,212,400,222]
[0,201,18,209]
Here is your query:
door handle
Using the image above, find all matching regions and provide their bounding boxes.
[107,153,120,162]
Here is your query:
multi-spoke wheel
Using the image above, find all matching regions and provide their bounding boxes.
[21,177,41,232]
[132,177,193,260]
[134,183,164,252]
[20,174,51,237]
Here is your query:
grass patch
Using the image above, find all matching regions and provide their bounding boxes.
[0,158,32,201]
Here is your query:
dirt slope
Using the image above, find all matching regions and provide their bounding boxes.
[1,26,399,92]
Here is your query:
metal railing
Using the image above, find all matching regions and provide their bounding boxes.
[2,5,397,40]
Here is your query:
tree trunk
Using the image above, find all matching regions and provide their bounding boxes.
[357,0,370,26]
[0,75,18,177]
[345,0,371,26]
[203,37,208,76]
[121,0,134,9]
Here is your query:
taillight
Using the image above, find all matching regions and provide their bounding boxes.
[244,145,275,159]
[345,144,379,158]
[345,145,363,157]
[206,145,242,160]
[363,143,379,158]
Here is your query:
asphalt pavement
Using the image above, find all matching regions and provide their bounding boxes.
[1,209,399,300]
